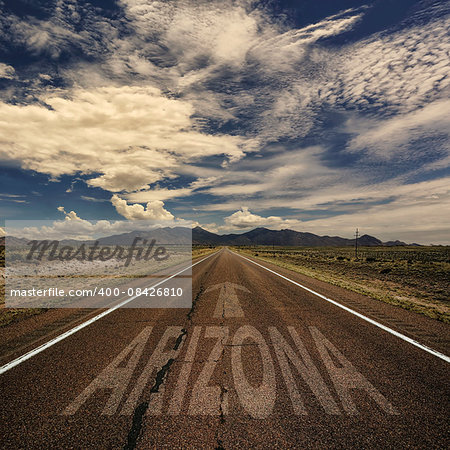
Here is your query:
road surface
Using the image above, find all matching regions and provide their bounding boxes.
[1,248,449,448]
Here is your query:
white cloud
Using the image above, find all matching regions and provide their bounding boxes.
[249,8,364,74]
[80,196,109,203]
[0,193,26,199]
[297,190,450,245]
[0,63,15,79]
[111,194,174,221]
[9,205,191,241]
[224,207,301,230]
[114,1,366,143]
[323,15,450,114]
[191,221,219,233]
[124,188,193,203]
[197,146,343,206]
[189,177,219,190]
[163,4,260,69]
[346,99,450,159]
[120,0,267,71]
[0,6,94,63]
[1,1,449,244]
[0,86,255,192]
[202,223,219,233]
[205,177,450,244]
[57,206,83,221]
[199,175,450,214]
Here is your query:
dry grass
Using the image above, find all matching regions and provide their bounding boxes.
[0,245,219,327]
[234,246,450,323]
[192,246,219,259]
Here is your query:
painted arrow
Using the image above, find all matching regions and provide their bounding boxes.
[205,281,250,318]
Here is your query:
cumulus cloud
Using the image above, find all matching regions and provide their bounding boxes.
[191,221,219,233]
[202,223,220,233]
[111,194,174,221]
[57,206,83,221]
[9,205,190,241]
[0,86,255,192]
[0,63,15,79]
[224,207,301,230]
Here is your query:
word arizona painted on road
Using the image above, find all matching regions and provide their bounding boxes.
[64,325,397,418]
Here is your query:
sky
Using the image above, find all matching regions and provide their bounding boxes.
[0,0,449,244]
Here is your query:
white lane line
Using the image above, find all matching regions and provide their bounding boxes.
[0,251,219,376]
[232,250,450,363]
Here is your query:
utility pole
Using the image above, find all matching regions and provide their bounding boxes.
[354,228,359,260]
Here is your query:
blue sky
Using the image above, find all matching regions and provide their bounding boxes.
[0,0,449,243]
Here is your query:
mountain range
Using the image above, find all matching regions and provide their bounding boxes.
[191,227,406,246]
[1,226,411,247]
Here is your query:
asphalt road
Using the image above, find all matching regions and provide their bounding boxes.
[1,248,449,449]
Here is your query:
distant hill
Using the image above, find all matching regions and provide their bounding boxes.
[0,228,192,247]
[192,226,404,247]
[1,226,409,247]
[96,226,191,245]
[190,226,224,245]
[384,240,408,247]
[0,236,30,246]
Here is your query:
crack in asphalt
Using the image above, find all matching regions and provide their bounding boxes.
[224,343,257,347]
[173,359,222,363]
[124,357,175,450]
[222,292,225,320]
[123,283,207,449]
[122,253,220,449]
[215,292,228,449]
[214,345,228,450]
[123,401,148,450]
[187,285,205,322]
[219,385,227,424]
[173,328,187,351]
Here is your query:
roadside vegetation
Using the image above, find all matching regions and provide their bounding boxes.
[192,245,219,259]
[0,245,46,327]
[234,245,450,323]
[0,245,219,327]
